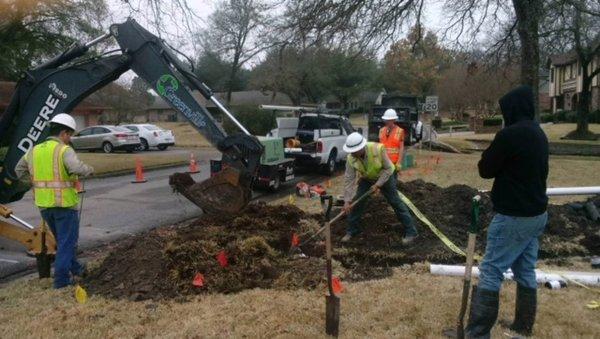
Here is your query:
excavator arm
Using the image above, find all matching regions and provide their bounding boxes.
[0,18,263,213]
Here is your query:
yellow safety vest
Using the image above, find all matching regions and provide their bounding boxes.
[347,142,384,180]
[28,139,79,208]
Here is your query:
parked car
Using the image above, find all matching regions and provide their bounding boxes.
[121,124,175,151]
[269,112,357,175]
[71,125,141,153]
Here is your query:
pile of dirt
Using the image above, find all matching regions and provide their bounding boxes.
[85,180,599,300]
[85,203,328,300]
[331,180,599,280]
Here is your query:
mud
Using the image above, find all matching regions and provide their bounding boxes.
[85,180,599,300]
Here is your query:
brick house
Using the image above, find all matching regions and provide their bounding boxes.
[143,90,293,123]
[548,51,600,113]
[0,81,106,129]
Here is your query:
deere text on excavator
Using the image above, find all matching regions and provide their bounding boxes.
[0,18,264,215]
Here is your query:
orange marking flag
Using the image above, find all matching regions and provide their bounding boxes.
[216,250,229,267]
[192,273,205,287]
[332,276,344,295]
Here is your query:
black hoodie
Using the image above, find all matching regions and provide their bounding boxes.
[478,85,549,217]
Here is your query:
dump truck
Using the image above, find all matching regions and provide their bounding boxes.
[368,93,423,145]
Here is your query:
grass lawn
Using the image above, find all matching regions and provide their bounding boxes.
[77,150,204,176]
[1,263,598,338]
[445,123,600,145]
[155,122,212,148]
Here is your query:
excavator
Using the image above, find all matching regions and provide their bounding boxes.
[0,19,264,276]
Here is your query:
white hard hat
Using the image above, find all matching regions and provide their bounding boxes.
[50,113,77,131]
[382,109,398,121]
[343,132,367,153]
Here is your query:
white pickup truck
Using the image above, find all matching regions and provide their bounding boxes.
[268,113,357,175]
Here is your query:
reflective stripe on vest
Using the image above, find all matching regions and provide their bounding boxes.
[31,139,79,208]
[347,142,384,180]
[379,126,404,169]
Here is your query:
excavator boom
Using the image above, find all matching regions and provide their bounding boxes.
[0,19,263,214]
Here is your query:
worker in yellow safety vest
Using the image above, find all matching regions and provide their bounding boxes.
[341,132,417,245]
[379,108,405,174]
[15,113,94,289]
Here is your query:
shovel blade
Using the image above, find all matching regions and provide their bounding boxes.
[169,167,251,214]
[325,294,340,337]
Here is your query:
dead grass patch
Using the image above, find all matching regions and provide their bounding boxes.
[446,123,600,145]
[1,265,598,338]
[155,122,212,148]
[77,152,189,175]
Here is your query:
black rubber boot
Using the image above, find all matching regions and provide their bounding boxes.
[510,284,537,336]
[465,286,500,339]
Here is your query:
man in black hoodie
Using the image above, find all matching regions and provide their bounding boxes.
[466,85,549,338]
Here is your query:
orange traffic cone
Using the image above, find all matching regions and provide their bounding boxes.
[131,158,147,184]
[188,153,200,174]
[75,180,85,194]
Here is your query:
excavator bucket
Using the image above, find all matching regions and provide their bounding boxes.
[169,167,252,214]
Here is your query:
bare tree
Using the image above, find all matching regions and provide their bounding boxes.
[443,0,544,119]
[201,0,276,104]
[543,0,600,139]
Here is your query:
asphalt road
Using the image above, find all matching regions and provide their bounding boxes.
[0,149,327,280]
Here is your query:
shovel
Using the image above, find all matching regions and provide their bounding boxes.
[323,187,376,337]
[444,195,481,338]
[291,188,375,255]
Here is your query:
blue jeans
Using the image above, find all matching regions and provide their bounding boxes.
[41,208,83,289]
[347,174,417,237]
[478,212,548,291]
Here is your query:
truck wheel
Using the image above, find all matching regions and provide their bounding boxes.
[102,142,113,154]
[269,175,281,192]
[157,145,168,151]
[323,151,337,176]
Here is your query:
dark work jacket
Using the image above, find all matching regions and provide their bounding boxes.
[478,85,549,217]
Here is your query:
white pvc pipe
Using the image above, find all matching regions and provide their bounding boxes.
[546,186,600,196]
[430,264,600,287]
[259,105,317,111]
[478,186,600,196]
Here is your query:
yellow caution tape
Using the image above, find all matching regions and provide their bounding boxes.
[398,190,482,261]
[586,300,599,309]
[75,284,88,304]
[398,191,600,298]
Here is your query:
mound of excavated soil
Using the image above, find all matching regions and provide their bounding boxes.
[85,180,599,301]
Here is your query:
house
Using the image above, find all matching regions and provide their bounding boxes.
[0,81,106,129]
[143,90,293,123]
[324,89,386,111]
[548,51,600,113]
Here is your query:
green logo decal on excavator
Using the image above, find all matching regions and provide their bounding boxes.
[156,74,179,96]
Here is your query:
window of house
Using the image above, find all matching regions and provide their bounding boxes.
[550,68,554,81]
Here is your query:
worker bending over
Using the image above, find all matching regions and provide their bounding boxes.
[379,109,404,175]
[466,85,549,338]
[341,132,417,244]
[15,113,94,289]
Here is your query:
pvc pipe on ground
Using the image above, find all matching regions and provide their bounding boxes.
[478,186,600,196]
[430,264,600,287]
[546,186,600,196]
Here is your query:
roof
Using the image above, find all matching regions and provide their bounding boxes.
[548,51,578,67]
[0,81,106,113]
[148,90,293,110]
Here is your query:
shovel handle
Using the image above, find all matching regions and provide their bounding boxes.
[468,195,480,234]
[329,187,376,225]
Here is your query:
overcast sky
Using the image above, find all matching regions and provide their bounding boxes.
[103,0,450,85]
